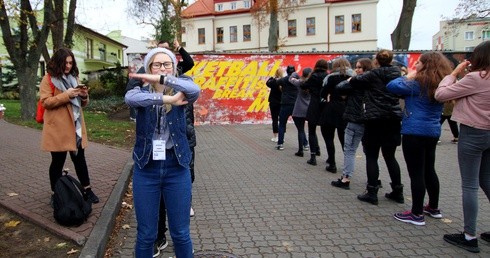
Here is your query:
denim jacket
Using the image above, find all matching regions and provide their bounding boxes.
[125,75,200,169]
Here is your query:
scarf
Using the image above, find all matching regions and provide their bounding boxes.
[50,74,83,151]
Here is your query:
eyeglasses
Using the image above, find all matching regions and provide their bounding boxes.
[151,62,173,69]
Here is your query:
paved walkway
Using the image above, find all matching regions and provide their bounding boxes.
[1,119,489,257]
[110,124,489,257]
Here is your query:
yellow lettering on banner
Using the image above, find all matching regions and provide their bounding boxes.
[202,77,216,90]
[216,77,228,89]
[240,61,257,76]
[227,61,244,76]
[194,77,206,88]
[256,89,268,99]
[244,90,254,99]
[189,61,206,77]
[247,97,269,113]
[230,89,238,98]
[225,76,238,90]
[268,61,282,77]
[216,61,232,77]
[203,61,219,77]
[257,61,271,77]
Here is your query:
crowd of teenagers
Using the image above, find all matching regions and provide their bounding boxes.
[265,41,490,253]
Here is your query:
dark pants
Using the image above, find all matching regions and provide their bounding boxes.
[293,116,308,151]
[308,122,320,155]
[402,135,440,215]
[49,147,90,191]
[363,120,402,187]
[440,115,459,138]
[278,104,294,145]
[321,123,345,165]
[269,103,281,134]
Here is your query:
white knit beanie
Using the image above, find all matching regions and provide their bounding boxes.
[143,47,177,74]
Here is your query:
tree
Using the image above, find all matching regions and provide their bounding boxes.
[0,0,77,120]
[390,0,417,50]
[452,0,490,19]
[250,0,306,52]
[128,0,188,43]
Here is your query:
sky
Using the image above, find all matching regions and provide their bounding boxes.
[76,0,461,50]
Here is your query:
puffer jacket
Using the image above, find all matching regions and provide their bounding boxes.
[277,72,299,105]
[185,103,196,148]
[387,77,443,138]
[335,80,366,123]
[349,65,403,121]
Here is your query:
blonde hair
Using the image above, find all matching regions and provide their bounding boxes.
[274,68,284,78]
[332,58,351,75]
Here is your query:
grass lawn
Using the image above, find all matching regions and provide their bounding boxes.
[0,99,135,150]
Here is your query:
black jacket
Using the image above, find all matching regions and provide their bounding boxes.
[319,73,350,127]
[349,65,403,121]
[266,77,282,105]
[335,80,366,123]
[302,70,328,124]
[277,72,299,105]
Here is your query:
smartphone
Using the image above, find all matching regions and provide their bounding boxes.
[76,84,87,89]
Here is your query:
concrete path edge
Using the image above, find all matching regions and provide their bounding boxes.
[79,157,134,258]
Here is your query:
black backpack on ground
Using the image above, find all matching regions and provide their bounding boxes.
[53,172,92,227]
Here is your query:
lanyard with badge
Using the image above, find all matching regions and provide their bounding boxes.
[153,105,166,160]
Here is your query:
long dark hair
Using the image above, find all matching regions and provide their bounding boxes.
[414,52,453,101]
[469,41,490,79]
[46,48,79,78]
[306,59,328,80]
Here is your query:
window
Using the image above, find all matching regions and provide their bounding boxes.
[288,19,297,37]
[230,26,238,42]
[306,17,315,35]
[98,43,106,61]
[86,39,93,59]
[217,27,224,43]
[243,25,251,41]
[231,2,236,10]
[217,4,223,11]
[182,27,186,34]
[465,46,475,51]
[352,14,361,32]
[482,30,490,40]
[335,15,344,34]
[198,28,205,44]
[464,31,474,40]
[244,0,250,8]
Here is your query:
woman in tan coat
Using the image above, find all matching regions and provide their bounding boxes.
[40,48,99,205]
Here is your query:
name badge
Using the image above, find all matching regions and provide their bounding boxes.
[153,140,166,160]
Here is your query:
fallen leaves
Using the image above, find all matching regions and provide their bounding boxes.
[122,224,131,229]
[67,248,79,255]
[6,192,18,197]
[4,220,20,227]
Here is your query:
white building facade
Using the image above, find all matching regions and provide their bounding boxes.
[433,17,490,51]
[181,0,379,53]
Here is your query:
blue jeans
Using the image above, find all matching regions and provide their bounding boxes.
[342,122,364,178]
[458,124,490,236]
[133,149,193,258]
[278,104,294,145]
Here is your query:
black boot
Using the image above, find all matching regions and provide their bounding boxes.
[357,185,379,205]
[295,150,304,157]
[307,153,317,166]
[326,163,337,173]
[385,183,404,203]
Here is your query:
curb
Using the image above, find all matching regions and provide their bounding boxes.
[78,157,134,258]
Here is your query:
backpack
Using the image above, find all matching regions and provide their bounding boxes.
[36,74,55,123]
[52,172,92,227]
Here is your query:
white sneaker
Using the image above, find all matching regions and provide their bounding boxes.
[190,207,195,217]
[271,137,278,142]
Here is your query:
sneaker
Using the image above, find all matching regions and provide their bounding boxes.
[423,205,442,219]
[303,145,309,151]
[444,233,480,253]
[84,188,100,204]
[271,137,278,142]
[190,207,195,217]
[393,211,425,226]
[276,144,284,150]
[331,178,350,189]
[481,232,490,242]
[153,237,168,257]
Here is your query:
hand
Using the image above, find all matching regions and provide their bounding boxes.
[78,87,89,99]
[66,88,80,98]
[452,60,471,77]
[167,92,188,106]
[406,70,416,79]
[173,39,180,51]
[129,73,161,84]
